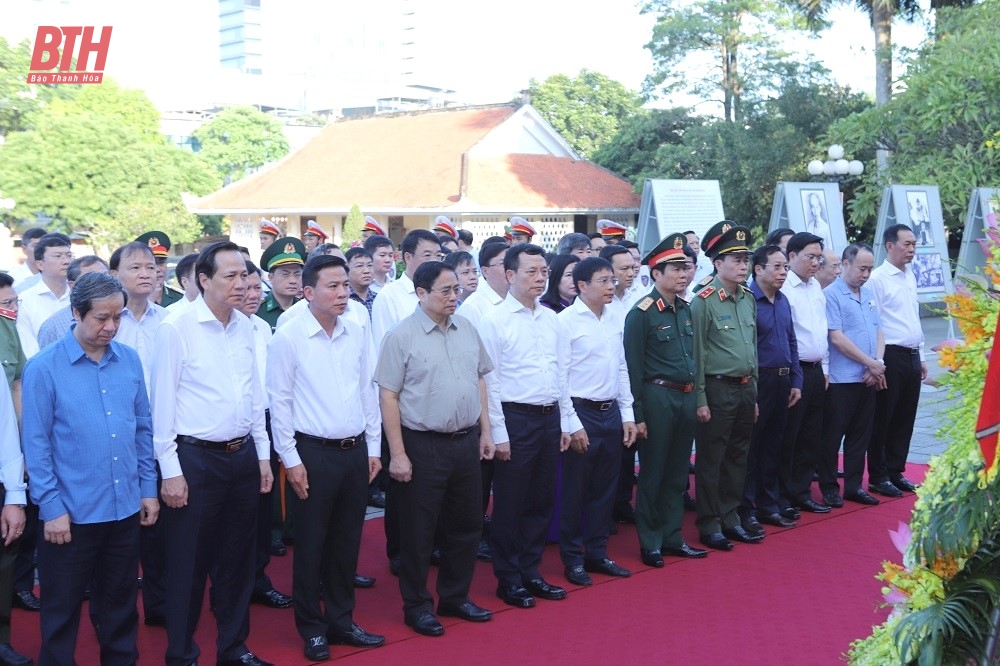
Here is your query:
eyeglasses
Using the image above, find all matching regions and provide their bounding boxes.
[273,269,302,279]
[427,286,465,296]
[349,262,374,272]
[518,268,550,278]
[0,298,18,308]
[801,253,821,263]
[486,261,504,269]
[590,277,620,287]
[763,263,789,271]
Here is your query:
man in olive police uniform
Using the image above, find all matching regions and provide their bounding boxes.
[691,222,759,552]
[257,237,307,331]
[623,233,708,568]
[136,232,183,307]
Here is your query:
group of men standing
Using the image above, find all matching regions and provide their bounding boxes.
[0,215,927,664]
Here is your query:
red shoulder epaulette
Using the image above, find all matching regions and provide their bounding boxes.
[697,286,716,299]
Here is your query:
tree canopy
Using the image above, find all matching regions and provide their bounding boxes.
[527,70,643,158]
[193,106,290,185]
[0,37,78,137]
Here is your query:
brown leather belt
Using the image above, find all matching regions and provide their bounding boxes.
[176,433,249,453]
[647,379,695,393]
[295,431,364,450]
[708,374,753,385]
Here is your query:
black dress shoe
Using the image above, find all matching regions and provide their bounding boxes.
[742,516,765,537]
[0,642,33,666]
[430,549,442,566]
[405,610,445,636]
[564,565,593,586]
[823,493,844,508]
[251,588,292,609]
[496,584,535,608]
[846,488,880,505]
[475,539,493,562]
[722,525,764,544]
[663,543,708,559]
[354,573,375,588]
[891,476,919,493]
[438,600,493,622]
[269,538,286,557]
[699,532,734,551]
[757,512,796,528]
[612,502,636,524]
[367,491,386,509]
[779,506,801,520]
[869,481,903,498]
[389,556,400,577]
[640,548,664,567]
[793,498,831,514]
[303,636,329,662]
[144,614,167,627]
[583,558,631,578]
[217,652,273,666]
[683,492,697,511]
[12,591,39,612]
[328,623,385,648]
[523,578,567,600]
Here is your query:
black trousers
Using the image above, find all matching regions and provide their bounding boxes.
[291,438,367,640]
[0,487,21,645]
[820,383,876,495]
[869,346,922,484]
[12,499,38,594]
[139,470,166,619]
[742,373,791,516]
[163,440,259,666]
[397,427,482,617]
[490,405,560,588]
[559,403,621,566]
[37,513,141,666]
[380,428,400,562]
[253,411,275,595]
[779,364,825,505]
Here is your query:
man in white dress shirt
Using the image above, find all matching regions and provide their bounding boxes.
[150,241,274,666]
[779,232,833,515]
[9,228,46,293]
[268,255,384,661]
[867,224,926,497]
[480,243,570,609]
[556,257,637,587]
[16,233,72,358]
[456,240,508,328]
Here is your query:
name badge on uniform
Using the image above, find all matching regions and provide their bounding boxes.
[716,314,732,322]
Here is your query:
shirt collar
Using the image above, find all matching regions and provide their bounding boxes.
[397,273,415,294]
[415,304,456,333]
[881,261,905,276]
[501,291,541,317]
[61,325,120,365]
[786,270,813,289]
[479,280,504,305]
[568,296,604,319]
[193,294,242,329]
[303,304,346,340]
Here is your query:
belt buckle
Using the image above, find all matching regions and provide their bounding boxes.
[779,367,790,376]
[683,383,694,393]
[541,404,556,415]
[598,401,613,411]
[340,437,355,450]
[740,375,751,385]
[225,438,242,453]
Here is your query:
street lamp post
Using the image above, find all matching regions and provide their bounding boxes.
[807,144,864,183]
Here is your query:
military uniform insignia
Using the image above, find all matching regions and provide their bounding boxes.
[637,296,654,311]
[698,274,714,287]
[697,286,716,299]
[718,288,727,300]
[0,308,15,321]
[740,284,753,294]
[148,236,159,248]
[284,242,295,253]
[656,298,665,311]
[673,237,684,249]
[721,224,731,233]
[736,230,746,241]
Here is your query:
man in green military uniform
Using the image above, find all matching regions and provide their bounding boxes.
[0,273,25,396]
[257,237,306,331]
[135,231,183,307]
[623,233,708,568]
[691,221,759,552]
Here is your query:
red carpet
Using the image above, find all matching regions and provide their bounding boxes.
[11,463,925,665]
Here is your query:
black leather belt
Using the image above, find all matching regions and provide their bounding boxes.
[647,378,695,393]
[886,345,920,355]
[502,402,557,415]
[708,374,753,385]
[759,367,791,376]
[176,433,249,453]
[295,431,364,450]
[572,397,616,411]
[799,360,822,368]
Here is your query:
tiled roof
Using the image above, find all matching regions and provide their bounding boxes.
[191,104,638,213]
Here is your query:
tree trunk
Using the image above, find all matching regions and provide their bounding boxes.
[872,0,893,170]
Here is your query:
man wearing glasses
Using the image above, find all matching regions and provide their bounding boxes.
[16,233,73,358]
[257,237,307,332]
[0,273,24,395]
[376,261,494,637]
[480,244,569,609]
[345,247,376,321]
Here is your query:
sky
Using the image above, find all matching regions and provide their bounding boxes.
[3,0,932,113]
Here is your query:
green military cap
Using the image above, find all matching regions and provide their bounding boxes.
[260,236,306,272]
[134,231,171,258]
[702,221,752,260]
[643,232,690,269]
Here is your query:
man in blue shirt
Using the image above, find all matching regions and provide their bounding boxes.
[821,245,885,507]
[741,245,802,534]
[20,272,159,665]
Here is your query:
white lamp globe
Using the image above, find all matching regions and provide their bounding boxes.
[823,160,837,176]
[835,159,850,175]
[848,160,864,176]
[807,160,824,176]
[828,144,845,160]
